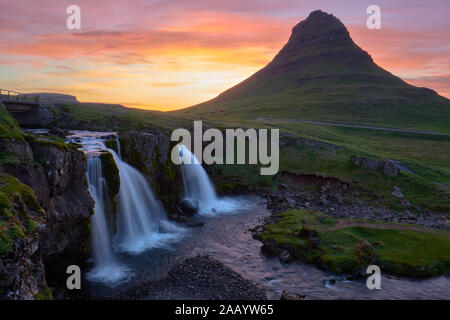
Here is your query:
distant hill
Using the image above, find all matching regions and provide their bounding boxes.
[175,10,450,132]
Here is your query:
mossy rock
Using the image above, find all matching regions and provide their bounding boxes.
[100,151,120,197]
[0,173,44,255]
[105,139,118,154]
[354,239,377,269]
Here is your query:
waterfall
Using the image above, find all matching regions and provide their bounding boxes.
[86,157,129,284]
[69,131,184,284]
[110,149,183,254]
[87,157,115,265]
[178,145,236,215]
[116,136,122,159]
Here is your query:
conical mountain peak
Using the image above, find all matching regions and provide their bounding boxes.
[179,10,449,131]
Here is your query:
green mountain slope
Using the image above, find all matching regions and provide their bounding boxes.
[175,10,450,132]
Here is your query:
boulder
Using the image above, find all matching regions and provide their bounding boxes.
[179,198,199,215]
[354,240,377,268]
[383,160,399,177]
[361,158,384,170]
[280,290,305,300]
[391,186,404,198]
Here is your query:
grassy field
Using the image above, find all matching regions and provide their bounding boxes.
[49,103,186,132]
[259,209,450,277]
[51,103,450,213]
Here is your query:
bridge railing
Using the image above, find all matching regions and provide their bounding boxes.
[0,89,40,105]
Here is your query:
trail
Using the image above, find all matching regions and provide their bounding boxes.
[256,118,450,136]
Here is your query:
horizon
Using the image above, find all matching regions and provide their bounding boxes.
[1,0,449,111]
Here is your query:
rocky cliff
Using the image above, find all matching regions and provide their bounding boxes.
[115,130,181,211]
[0,124,94,299]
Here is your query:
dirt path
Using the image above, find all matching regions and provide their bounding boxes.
[256,118,450,136]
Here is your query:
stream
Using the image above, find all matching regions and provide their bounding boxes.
[87,196,450,300]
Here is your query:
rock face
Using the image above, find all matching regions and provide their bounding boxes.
[0,136,94,299]
[118,130,182,211]
[0,174,46,299]
[118,130,170,183]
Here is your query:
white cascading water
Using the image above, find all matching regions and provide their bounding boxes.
[86,156,130,284]
[178,144,237,215]
[68,131,183,284]
[110,149,183,254]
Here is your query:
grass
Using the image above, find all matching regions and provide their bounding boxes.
[0,108,24,141]
[26,134,70,151]
[41,99,450,213]
[259,209,450,277]
[0,173,44,254]
[50,103,185,132]
[175,84,450,133]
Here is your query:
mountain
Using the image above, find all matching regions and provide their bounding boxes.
[175,10,450,131]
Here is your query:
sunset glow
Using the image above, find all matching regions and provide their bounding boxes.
[1,0,449,110]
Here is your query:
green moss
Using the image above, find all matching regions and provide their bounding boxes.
[119,136,147,174]
[260,209,450,277]
[34,287,53,300]
[100,151,120,196]
[0,173,44,255]
[105,139,118,154]
[27,134,69,151]
[0,108,24,140]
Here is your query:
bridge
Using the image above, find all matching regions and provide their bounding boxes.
[0,89,40,112]
[1,89,54,126]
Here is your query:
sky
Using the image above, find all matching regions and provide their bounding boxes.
[0,0,449,111]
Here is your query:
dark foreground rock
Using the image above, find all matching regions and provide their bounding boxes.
[0,135,94,299]
[118,256,267,300]
[179,198,199,215]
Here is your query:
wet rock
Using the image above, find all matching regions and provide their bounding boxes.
[278,249,292,263]
[280,290,305,300]
[184,221,205,228]
[49,127,69,138]
[260,240,278,256]
[179,198,199,215]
